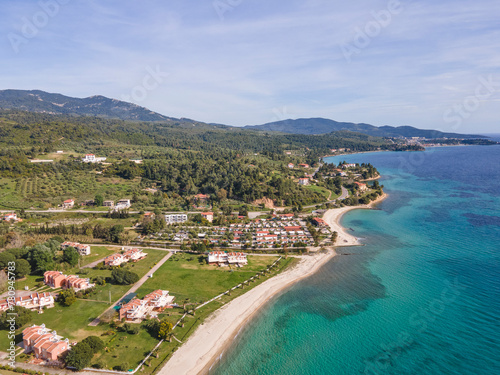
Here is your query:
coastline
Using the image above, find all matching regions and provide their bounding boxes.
[159,193,388,375]
[322,193,388,247]
[159,251,337,375]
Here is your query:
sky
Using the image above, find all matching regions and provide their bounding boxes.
[1,0,499,134]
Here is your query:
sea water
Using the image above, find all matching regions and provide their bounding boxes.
[211,144,500,375]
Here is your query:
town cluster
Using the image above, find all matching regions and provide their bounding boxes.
[157,213,329,249]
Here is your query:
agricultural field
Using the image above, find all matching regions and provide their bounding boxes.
[0,171,140,210]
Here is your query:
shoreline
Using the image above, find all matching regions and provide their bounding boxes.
[159,193,388,375]
[159,251,337,375]
[322,192,388,247]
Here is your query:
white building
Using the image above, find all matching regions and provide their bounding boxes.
[61,241,91,256]
[82,154,106,163]
[298,178,309,186]
[115,199,131,210]
[165,214,188,224]
[62,199,74,209]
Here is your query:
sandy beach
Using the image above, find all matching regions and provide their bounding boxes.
[159,250,336,375]
[159,193,387,375]
[322,193,388,246]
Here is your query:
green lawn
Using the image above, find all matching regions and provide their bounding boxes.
[135,253,279,304]
[306,184,332,200]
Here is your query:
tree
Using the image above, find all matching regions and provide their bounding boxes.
[111,269,139,285]
[109,225,124,243]
[14,259,31,278]
[30,247,55,274]
[0,252,15,269]
[0,306,32,329]
[65,341,93,370]
[82,336,105,352]
[157,320,173,340]
[331,231,338,244]
[62,246,80,267]
[94,194,104,206]
[59,289,77,306]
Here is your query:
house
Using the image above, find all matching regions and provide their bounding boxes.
[165,214,188,224]
[23,325,69,361]
[201,212,214,223]
[298,163,310,168]
[208,251,227,265]
[143,212,155,219]
[123,248,147,262]
[119,290,175,321]
[298,178,309,186]
[103,253,127,267]
[44,271,94,291]
[194,194,210,204]
[312,217,328,227]
[103,200,115,208]
[61,241,91,256]
[82,154,106,163]
[62,199,74,209]
[0,292,54,312]
[115,199,131,210]
[208,251,247,266]
[355,182,368,192]
[1,212,21,222]
[288,163,294,169]
[227,252,248,266]
[342,163,356,169]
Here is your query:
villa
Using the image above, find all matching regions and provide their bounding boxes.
[44,271,94,291]
[119,290,175,322]
[298,178,309,186]
[103,253,127,267]
[61,241,91,256]
[82,154,106,163]
[123,248,148,262]
[165,214,188,224]
[312,217,328,227]
[0,212,22,222]
[114,199,131,210]
[208,251,247,266]
[0,292,54,312]
[62,199,74,209]
[201,212,214,222]
[23,324,69,361]
[355,182,368,191]
[103,200,115,208]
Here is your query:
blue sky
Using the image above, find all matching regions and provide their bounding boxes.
[1,0,499,133]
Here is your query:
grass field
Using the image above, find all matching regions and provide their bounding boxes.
[136,253,280,304]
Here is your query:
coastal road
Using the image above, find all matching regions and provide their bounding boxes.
[88,251,173,326]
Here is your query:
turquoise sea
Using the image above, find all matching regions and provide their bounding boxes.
[211,144,500,375]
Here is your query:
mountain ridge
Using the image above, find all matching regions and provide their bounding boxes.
[244,118,487,139]
[0,89,487,139]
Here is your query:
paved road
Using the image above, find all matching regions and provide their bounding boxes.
[88,251,173,326]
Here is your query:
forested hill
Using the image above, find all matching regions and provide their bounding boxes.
[0,89,172,122]
[244,118,487,139]
[0,110,404,157]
